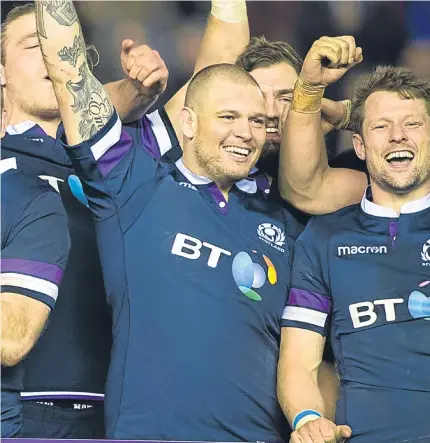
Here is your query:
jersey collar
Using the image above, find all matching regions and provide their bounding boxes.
[6,120,37,135]
[361,186,430,217]
[175,158,258,194]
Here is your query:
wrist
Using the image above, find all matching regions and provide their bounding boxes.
[291,77,325,114]
[334,99,352,131]
[292,409,323,430]
[211,0,247,22]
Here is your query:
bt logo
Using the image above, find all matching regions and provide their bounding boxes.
[171,233,277,301]
[408,281,430,320]
[349,281,430,328]
[231,251,277,301]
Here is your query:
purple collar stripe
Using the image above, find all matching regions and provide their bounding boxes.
[288,288,331,313]
[141,116,161,160]
[2,440,249,443]
[1,259,63,285]
[98,130,133,177]
[255,175,271,195]
[208,183,228,215]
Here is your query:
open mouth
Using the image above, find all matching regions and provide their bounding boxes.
[223,146,252,161]
[385,150,415,167]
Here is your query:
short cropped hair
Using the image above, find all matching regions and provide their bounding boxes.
[1,2,99,69]
[235,36,303,75]
[351,65,430,134]
[1,3,35,64]
[184,63,261,110]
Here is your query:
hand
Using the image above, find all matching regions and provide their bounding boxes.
[300,36,363,87]
[120,39,169,100]
[290,417,352,443]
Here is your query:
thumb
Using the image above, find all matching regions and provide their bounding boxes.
[121,39,135,55]
[335,425,352,441]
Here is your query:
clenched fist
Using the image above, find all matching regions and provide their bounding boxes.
[300,36,363,87]
[290,417,352,443]
[120,39,169,101]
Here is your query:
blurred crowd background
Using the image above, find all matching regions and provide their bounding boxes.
[2,1,430,156]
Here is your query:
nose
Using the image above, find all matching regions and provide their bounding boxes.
[233,118,253,142]
[265,94,278,121]
[389,123,408,144]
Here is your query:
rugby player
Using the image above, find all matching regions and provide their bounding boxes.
[278,39,430,442]
[1,89,70,437]
[37,0,298,440]
[1,2,167,437]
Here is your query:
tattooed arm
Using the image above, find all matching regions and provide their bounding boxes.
[35,0,113,145]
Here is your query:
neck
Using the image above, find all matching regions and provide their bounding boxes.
[370,180,430,215]
[5,105,61,139]
[182,153,233,201]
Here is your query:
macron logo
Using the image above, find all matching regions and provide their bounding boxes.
[337,245,388,257]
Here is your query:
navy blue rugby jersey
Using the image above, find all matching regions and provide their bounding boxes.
[1,169,69,417]
[1,108,176,402]
[282,190,430,443]
[61,112,295,442]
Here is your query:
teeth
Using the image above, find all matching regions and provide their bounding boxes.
[224,146,250,156]
[386,151,414,161]
[266,128,278,133]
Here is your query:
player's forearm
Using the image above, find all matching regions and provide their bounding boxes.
[277,356,326,429]
[195,0,249,72]
[318,361,339,421]
[279,105,328,210]
[165,0,249,141]
[35,0,114,146]
[1,294,48,366]
[104,79,159,124]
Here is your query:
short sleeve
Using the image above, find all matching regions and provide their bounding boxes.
[281,220,332,336]
[1,190,70,309]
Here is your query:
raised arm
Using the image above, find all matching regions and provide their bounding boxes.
[279,36,368,215]
[35,0,116,145]
[165,0,250,140]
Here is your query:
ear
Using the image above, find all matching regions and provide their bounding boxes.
[352,133,366,161]
[179,107,198,140]
[0,64,6,87]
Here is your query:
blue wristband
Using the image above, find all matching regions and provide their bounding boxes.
[292,409,322,430]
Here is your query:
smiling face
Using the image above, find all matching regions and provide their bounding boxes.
[182,76,267,188]
[353,91,430,195]
[249,62,298,169]
[2,12,59,119]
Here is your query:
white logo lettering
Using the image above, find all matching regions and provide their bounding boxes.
[171,233,231,268]
[38,175,64,193]
[349,298,404,328]
[257,223,285,252]
[421,239,430,266]
[337,245,388,257]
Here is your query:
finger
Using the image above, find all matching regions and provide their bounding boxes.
[141,69,168,93]
[121,39,135,55]
[354,47,363,64]
[306,421,329,443]
[337,36,356,64]
[125,45,153,72]
[335,425,352,442]
[290,432,304,443]
[312,44,343,68]
[318,37,349,66]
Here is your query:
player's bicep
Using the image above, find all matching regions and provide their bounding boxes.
[1,292,50,366]
[314,168,367,215]
[280,327,326,374]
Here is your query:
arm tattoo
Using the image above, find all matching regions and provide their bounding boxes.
[44,0,77,26]
[66,64,114,139]
[58,34,85,67]
[35,2,47,39]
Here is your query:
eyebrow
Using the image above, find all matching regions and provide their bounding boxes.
[17,32,38,45]
[275,89,294,96]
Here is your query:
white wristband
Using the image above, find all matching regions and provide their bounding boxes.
[211,0,247,23]
[293,409,322,430]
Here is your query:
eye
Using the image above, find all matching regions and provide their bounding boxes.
[250,117,265,127]
[405,121,420,127]
[374,124,387,130]
[278,96,292,103]
[26,44,39,49]
[220,115,235,121]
